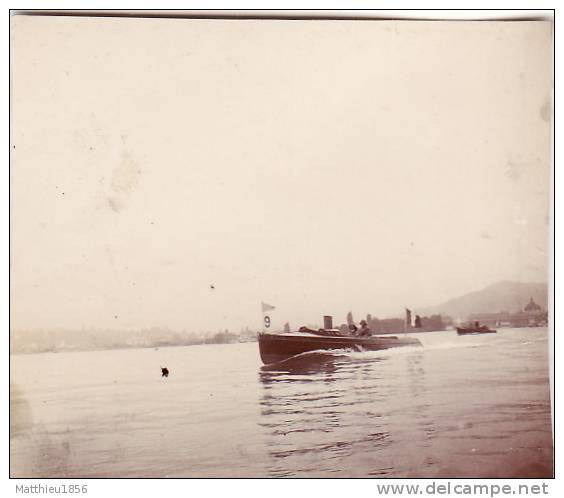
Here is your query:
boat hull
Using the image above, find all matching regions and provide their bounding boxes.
[456,327,497,335]
[258,332,421,365]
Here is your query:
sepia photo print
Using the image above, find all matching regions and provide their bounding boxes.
[9,12,554,479]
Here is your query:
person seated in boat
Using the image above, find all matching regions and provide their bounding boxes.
[348,323,358,336]
[358,320,372,337]
[299,325,318,334]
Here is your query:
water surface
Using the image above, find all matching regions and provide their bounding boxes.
[10,328,553,477]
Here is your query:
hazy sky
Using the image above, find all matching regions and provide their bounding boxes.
[11,17,552,332]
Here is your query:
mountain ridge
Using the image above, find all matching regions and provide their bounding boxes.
[419,281,548,319]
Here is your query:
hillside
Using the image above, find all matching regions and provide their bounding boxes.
[420,281,548,319]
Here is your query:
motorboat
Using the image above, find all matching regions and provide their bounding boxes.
[456,324,497,335]
[258,330,421,365]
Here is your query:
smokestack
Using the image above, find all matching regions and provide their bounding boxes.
[405,308,412,332]
[323,315,333,329]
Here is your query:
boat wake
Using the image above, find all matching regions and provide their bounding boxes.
[334,336,490,360]
[260,332,498,372]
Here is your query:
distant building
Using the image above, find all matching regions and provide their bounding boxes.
[468,297,547,328]
[524,297,542,312]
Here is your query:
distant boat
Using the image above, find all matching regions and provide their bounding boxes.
[258,331,421,365]
[456,325,497,335]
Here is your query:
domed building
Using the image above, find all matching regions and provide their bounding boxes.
[520,297,547,327]
[524,297,542,312]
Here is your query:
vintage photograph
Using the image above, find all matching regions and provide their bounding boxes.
[10,12,553,478]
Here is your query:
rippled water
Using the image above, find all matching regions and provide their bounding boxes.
[10,328,553,478]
